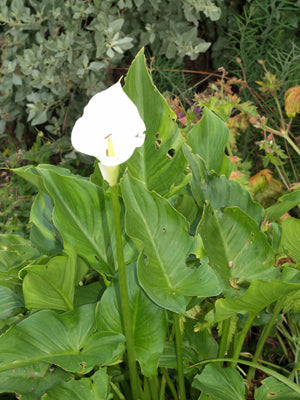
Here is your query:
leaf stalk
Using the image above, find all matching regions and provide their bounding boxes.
[246,298,285,382]
[173,313,186,400]
[232,312,256,368]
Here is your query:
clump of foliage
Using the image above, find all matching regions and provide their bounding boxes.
[211,0,300,88]
[167,63,299,209]
[0,0,219,140]
[208,0,300,184]
[0,128,75,236]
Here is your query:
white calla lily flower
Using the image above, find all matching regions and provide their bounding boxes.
[71,82,146,186]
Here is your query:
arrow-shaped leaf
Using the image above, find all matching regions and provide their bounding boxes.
[121,174,221,313]
[186,108,232,177]
[214,279,300,322]
[198,203,277,292]
[124,48,189,197]
[0,304,125,374]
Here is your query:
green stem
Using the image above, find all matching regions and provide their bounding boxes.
[284,135,300,157]
[161,368,179,400]
[159,374,166,400]
[143,377,151,400]
[288,315,300,385]
[218,318,231,365]
[173,313,186,400]
[264,124,300,156]
[273,94,285,131]
[292,345,300,385]
[247,299,285,382]
[148,376,159,400]
[111,184,141,400]
[232,312,256,368]
[276,331,292,363]
[226,144,234,158]
[110,382,126,400]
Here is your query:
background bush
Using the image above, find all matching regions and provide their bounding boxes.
[0,0,220,142]
[209,0,300,180]
[212,0,299,89]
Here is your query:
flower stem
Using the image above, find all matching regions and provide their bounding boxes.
[111,184,141,400]
[246,298,284,382]
[173,313,186,400]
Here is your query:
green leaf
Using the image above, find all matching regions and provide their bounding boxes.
[281,267,300,313]
[205,177,263,224]
[93,0,102,7]
[0,234,32,248]
[184,145,263,223]
[16,165,135,275]
[0,364,70,398]
[96,263,167,376]
[214,279,300,322]
[88,61,106,71]
[0,304,125,374]
[13,164,77,193]
[124,48,190,197]
[158,341,200,370]
[30,191,63,255]
[255,377,300,400]
[160,321,219,375]
[22,250,83,311]
[278,217,300,265]
[0,234,39,272]
[44,369,111,400]
[198,203,277,293]
[74,281,105,307]
[121,174,221,313]
[193,364,245,400]
[174,193,199,226]
[0,237,32,320]
[31,110,48,126]
[186,108,232,177]
[0,286,24,320]
[0,249,26,272]
[182,144,208,202]
[92,368,111,400]
[42,170,135,275]
[266,190,300,222]
[184,319,218,362]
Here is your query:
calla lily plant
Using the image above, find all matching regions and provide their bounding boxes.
[72,81,146,398]
[71,81,146,186]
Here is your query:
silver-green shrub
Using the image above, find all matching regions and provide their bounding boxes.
[0,0,220,139]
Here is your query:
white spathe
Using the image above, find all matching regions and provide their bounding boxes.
[71,82,146,185]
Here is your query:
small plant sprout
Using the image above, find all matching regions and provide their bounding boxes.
[71,81,146,186]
